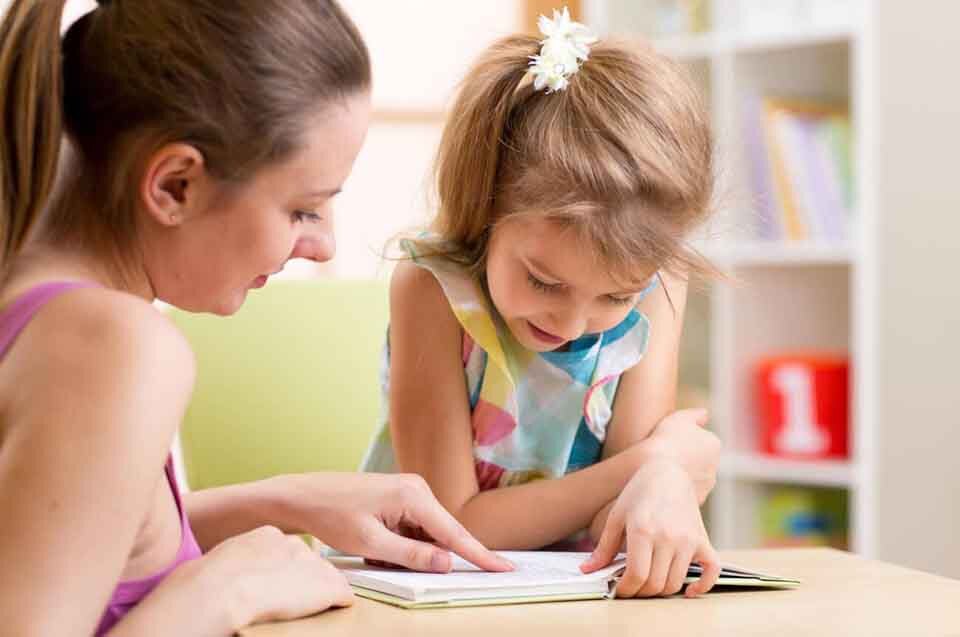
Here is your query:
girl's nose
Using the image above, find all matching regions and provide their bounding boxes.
[549,305,588,342]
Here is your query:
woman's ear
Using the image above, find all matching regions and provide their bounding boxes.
[140,143,209,227]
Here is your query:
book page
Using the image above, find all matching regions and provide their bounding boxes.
[332,551,626,593]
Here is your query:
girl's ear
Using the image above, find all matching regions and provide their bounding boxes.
[140,143,209,227]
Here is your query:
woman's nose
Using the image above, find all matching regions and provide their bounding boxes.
[291,217,336,263]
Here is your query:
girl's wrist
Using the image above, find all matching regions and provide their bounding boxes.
[624,437,678,473]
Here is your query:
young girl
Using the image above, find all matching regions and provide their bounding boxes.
[0,1,508,635]
[363,9,722,598]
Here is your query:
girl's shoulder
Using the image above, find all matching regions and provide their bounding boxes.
[389,260,460,337]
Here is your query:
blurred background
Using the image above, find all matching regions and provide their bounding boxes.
[45,1,959,578]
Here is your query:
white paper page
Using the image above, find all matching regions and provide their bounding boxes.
[332,551,626,594]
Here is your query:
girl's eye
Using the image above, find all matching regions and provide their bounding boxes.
[605,294,636,306]
[293,210,322,224]
[527,271,561,294]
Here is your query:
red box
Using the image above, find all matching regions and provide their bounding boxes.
[755,353,850,459]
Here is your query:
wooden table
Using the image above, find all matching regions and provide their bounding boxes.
[241,548,960,636]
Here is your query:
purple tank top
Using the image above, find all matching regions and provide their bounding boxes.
[0,282,204,636]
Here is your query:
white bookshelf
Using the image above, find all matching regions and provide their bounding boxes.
[585,0,875,556]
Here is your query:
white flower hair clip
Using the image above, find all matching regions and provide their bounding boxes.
[527,6,598,93]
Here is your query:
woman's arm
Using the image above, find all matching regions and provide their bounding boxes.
[0,289,196,635]
[388,263,678,549]
[184,479,294,551]
[184,471,512,574]
[0,289,359,636]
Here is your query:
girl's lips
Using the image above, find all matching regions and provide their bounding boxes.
[527,320,565,345]
[252,275,269,289]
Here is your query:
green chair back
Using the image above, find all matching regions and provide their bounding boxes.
[168,278,388,489]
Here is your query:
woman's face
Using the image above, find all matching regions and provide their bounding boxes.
[146,92,371,315]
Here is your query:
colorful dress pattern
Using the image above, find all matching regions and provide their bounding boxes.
[362,240,657,496]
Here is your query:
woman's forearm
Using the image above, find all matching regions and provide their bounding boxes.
[184,477,294,551]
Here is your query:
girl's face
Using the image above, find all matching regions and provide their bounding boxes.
[485,216,654,352]
[145,92,371,315]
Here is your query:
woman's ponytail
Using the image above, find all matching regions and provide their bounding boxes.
[0,0,69,269]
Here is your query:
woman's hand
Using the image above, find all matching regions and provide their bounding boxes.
[279,472,514,573]
[580,457,720,598]
[113,526,353,636]
[642,408,722,504]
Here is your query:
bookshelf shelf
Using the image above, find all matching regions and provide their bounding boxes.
[650,33,717,60]
[583,0,960,578]
[651,26,856,61]
[729,26,856,55]
[587,0,873,556]
[721,453,858,488]
[704,240,856,266]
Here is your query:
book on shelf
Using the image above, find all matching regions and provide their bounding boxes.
[745,96,854,242]
[330,551,800,609]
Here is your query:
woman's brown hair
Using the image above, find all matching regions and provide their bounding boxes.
[418,34,713,285]
[0,0,370,272]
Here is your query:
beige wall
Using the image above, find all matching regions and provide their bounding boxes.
[327,1,522,279]
[873,0,960,577]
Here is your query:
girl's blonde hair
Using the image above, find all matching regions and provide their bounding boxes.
[418,34,713,285]
[0,0,370,275]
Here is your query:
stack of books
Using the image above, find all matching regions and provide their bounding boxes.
[745,97,854,242]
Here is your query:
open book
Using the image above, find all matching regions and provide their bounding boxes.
[329,551,800,609]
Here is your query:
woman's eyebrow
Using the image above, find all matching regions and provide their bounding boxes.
[302,187,342,198]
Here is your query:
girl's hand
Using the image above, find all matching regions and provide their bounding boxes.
[579,458,720,598]
[115,526,353,636]
[282,472,514,573]
[643,408,722,504]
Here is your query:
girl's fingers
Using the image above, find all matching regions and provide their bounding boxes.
[635,545,673,597]
[685,544,721,597]
[580,514,624,573]
[663,546,696,597]
[613,536,652,598]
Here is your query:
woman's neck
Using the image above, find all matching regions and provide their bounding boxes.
[1,240,155,302]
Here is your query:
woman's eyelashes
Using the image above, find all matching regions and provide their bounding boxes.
[292,210,322,224]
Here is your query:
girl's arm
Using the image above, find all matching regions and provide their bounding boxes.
[587,273,720,543]
[602,271,689,458]
[602,272,721,501]
[388,263,679,550]
[0,289,197,635]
